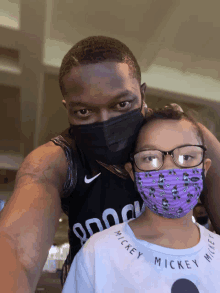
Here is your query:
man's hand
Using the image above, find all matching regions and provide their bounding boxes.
[170,103,184,112]
[144,102,184,115]
[198,123,220,234]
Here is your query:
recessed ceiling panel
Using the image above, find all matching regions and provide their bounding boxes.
[49,0,175,60]
[0,0,20,29]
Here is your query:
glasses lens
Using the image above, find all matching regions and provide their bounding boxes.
[173,146,203,167]
[134,150,163,171]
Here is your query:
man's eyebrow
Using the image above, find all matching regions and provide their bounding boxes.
[69,101,91,107]
[114,90,138,100]
[68,90,138,107]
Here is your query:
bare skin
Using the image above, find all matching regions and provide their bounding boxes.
[62,62,146,124]
[0,141,68,292]
[0,60,219,292]
[125,119,212,249]
[0,62,146,292]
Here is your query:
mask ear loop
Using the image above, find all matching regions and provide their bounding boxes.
[200,149,207,205]
[131,160,136,176]
[130,155,140,192]
[132,163,141,195]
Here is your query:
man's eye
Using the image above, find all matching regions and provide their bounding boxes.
[74,109,91,117]
[116,101,131,110]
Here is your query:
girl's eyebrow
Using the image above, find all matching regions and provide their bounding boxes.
[136,145,158,152]
[136,144,200,153]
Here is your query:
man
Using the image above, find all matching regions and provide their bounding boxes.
[193,202,214,232]
[0,36,219,292]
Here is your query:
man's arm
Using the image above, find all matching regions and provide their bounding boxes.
[199,123,220,235]
[0,142,68,292]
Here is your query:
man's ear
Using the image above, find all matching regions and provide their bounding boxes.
[140,83,148,115]
[204,158,212,176]
[140,82,147,101]
[140,82,147,98]
[124,162,135,181]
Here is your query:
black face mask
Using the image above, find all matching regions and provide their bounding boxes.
[69,108,145,165]
[196,216,209,226]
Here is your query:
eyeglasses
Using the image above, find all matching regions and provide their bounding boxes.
[130,145,207,172]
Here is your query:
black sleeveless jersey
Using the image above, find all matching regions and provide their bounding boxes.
[50,128,144,286]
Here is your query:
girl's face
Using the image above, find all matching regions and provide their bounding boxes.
[125,119,211,178]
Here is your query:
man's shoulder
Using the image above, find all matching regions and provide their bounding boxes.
[56,128,75,146]
[18,141,68,184]
[37,140,68,162]
[44,140,62,148]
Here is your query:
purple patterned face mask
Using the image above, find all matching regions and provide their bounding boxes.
[134,168,204,219]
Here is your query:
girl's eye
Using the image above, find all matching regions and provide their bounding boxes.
[183,155,194,161]
[145,156,157,162]
[148,156,155,161]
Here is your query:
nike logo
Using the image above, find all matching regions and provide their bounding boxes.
[84,173,101,184]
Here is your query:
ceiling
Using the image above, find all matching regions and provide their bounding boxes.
[0,0,220,246]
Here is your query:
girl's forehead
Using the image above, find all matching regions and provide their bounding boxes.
[135,119,200,151]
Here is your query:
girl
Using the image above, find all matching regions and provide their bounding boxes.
[63,106,219,293]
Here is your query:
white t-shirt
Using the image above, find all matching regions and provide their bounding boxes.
[62,220,220,293]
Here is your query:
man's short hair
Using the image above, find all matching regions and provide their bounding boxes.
[59,36,141,96]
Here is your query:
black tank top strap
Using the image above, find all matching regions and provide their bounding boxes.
[50,128,79,215]
[50,130,77,197]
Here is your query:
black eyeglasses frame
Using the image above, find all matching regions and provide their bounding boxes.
[130,144,207,172]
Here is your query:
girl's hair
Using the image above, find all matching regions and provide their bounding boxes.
[142,104,205,146]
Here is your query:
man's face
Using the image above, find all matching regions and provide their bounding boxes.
[194,205,208,219]
[62,62,146,125]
